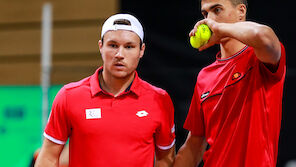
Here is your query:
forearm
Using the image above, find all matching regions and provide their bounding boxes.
[217,22,274,48]
[216,21,281,64]
[173,144,204,167]
[155,159,174,167]
[34,154,59,167]
[34,138,64,167]
[173,134,207,167]
[155,146,175,167]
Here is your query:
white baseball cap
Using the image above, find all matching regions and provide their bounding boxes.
[101,14,144,42]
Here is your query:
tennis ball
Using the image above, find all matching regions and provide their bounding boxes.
[190,31,202,49]
[190,24,212,49]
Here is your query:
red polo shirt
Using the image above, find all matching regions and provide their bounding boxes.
[184,44,286,167]
[44,67,175,167]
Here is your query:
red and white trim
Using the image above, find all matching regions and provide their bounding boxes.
[157,139,176,150]
[43,132,66,145]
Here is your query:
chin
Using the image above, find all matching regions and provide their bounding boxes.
[111,71,133,79]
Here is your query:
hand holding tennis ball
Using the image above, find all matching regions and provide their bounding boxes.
[190,24,212,49]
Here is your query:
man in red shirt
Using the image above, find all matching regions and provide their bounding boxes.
[174,0,286,166]
[35,14,175,167]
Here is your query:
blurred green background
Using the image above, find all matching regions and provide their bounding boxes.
[0,85,62,166]
[0,0,114,165]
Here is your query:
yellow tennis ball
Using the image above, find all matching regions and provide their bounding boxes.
[190,24,212,49]
[190,31,202,49]
[199,24,211,45]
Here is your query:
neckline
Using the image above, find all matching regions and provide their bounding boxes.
[216,45,249,62]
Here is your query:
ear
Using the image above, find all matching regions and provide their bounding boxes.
[98,40,103,51]
[237,4,247,21]
[98,40,105,61]
[139,43,145,59]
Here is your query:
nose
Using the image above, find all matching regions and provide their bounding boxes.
[115,46,124,59]
[207,13,216,20]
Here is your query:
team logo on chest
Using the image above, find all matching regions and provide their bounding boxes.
[136,110,148,117]
[85,108,101,119]
[232,72,241,80]
[201,91,210,99]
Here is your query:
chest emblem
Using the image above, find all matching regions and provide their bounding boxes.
[201,91,210,99]
[232,72,241,80]
[85,108,101,119]
[136,110,148,117]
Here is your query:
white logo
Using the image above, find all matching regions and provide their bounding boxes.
[85,108,101,119]
[136,110,148,117]
[201,91,210,99]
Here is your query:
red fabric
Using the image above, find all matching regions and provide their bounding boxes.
[45,67,175,167]
[184,44,286,167]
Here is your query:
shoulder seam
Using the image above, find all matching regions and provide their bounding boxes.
[64,77,91,90]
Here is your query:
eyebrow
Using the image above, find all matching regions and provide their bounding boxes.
[105,40,117,43]
[106,40,136,45]
[201,4,223,13]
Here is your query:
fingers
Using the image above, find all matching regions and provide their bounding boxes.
[189,19,218,51]
[199,35,216,51]
[198,39,212,51]
[189,27,197,37]
[198,43,210,51]
[189,19,209,37]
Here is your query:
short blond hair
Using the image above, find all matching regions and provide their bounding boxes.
[200,0,248,8]
[230,0,248,8]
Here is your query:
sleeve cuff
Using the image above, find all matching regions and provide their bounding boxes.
[43,132,67,145]
[157,139,175,150]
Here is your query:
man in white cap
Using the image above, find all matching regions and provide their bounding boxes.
[35,13,176,167]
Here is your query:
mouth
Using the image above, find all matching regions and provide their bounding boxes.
[114,62,125,69]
